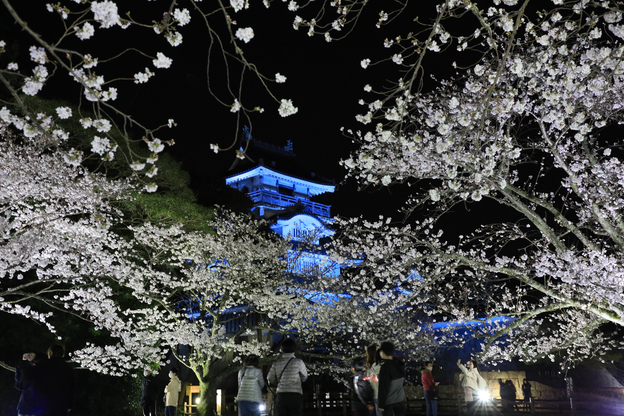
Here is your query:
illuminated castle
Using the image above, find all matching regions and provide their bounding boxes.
[225,127,340,278]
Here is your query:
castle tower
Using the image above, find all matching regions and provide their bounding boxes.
[225,127,339,277]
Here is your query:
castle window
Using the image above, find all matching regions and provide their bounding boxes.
[278,186,294,197]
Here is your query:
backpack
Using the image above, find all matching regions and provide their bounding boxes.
[354,373,375,404]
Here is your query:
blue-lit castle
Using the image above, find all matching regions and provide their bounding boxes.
[225,127,340,278]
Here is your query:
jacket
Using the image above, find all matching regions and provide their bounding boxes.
[141,375,158,405]
[15,362,45,415]
[421,369,436,392]
[378,359,405,408]
[237,366,265,403]
[458,364,483,393]
[164,375,181,407]
[365,362,381,399]
[39,357,75,414]
[351,371,374,405]
[268,353,308,394]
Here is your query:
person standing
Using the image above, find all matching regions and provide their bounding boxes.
[350,359,374,416]
[498,379,511,412]
[140,369,158,416]
[457,359,484,413]
[521,379,532,411]
[505,380,518,412]
[365,345,382,416]
[267,339,308,416]
[164,368,181,416]
[39,344,75,416]
[377,342,406,416]
[421,362,439,416]
[237,355,265,416]
[15,352,46,416]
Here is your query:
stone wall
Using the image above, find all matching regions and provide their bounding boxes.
[406,370,568,402]
[477,371,567,400]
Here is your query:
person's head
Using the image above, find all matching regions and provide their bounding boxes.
[366,344,378,367]
[281,338,297,354]
[468,360,478,370]
[169,368,179,378]
[246,355,259,367]
[523,379,527,384]
[352,359,366,373]
[47,344,64,358]
[379,342,395,359]
[506,380,513,385]
[424,361,433,371]
[28,352,47,365]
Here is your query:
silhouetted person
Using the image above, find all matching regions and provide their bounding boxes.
[378,342,406,416]
[506,380,518,411]
[15,352,47,416]
[39,344,75,416]
[499,379,517,412]
[521,379,532,411]
[140,369,158,416]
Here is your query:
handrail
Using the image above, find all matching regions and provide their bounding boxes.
[247,190,331,217]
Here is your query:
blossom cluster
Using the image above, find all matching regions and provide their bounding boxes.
[328,0,624,364]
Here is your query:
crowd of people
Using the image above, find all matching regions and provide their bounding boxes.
[15,341,531,416]
[234,340,536,416]
[236,340,407,416]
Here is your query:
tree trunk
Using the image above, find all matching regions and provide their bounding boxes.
[197,379,216,416]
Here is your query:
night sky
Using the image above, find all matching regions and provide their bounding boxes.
[0,0,451,220]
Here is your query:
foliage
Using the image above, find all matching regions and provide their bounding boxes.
[0,127,132,332]
[0,0,304,188]
[327,0,624,364]
[6,0,624,410]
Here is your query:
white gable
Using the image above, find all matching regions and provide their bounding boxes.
[271,214,334,243]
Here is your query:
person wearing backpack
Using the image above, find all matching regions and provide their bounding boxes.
[268,339,308,416]
[350,359,375,416]
[237,355,265,416]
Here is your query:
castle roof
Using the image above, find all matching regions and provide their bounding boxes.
[225,127,334,187]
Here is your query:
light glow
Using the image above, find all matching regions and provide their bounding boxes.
[476,390,491,402]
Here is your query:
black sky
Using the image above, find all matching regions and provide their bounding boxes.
[0,0,450,220]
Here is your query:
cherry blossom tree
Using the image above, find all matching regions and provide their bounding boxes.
[0,124,141,375]
[0,129,130,316]
[67,209,338,414]
[0,0,306,189]
[53,205,434,414]
[325,0,624,364]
